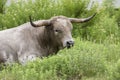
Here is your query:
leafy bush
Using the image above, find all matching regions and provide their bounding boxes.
[0,0,6,13]
[86,11,119,43]
[107,59,120,80]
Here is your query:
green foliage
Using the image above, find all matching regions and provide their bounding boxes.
[0,0,6,13]
[86,11,119,43]
[107,58,120,80]
[114,9,120,27]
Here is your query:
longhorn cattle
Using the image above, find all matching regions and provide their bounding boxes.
[0,13,96,65]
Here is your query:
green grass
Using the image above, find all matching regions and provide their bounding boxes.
[0,38,119,80]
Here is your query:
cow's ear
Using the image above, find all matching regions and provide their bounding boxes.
[29,16,51,27]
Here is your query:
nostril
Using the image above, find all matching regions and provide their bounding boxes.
[67,41,74,45]
[66,41,74,48]
[67,41,70,45]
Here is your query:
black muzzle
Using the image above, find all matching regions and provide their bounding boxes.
[66,41,74,49]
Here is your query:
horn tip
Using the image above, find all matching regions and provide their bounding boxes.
[29,15,38,27]
[93,13,97,16]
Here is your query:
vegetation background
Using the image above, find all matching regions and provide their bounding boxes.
[0,0,120,80]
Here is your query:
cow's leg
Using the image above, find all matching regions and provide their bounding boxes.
[18,53,38,65]
[0,51,18,66]
[0,52,7,65]
[18,45,41,65]
[0,44,18,65]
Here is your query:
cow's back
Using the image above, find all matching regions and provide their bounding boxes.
[0,23,32,64]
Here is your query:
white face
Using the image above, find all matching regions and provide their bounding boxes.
[53,18,74,48]
[57,19,68,27]
[62,34,74,48]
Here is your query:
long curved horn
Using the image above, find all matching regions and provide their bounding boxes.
[69,13,96,23]
[29,16,51,27]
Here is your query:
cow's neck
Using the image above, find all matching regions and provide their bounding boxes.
[37,27,60,55]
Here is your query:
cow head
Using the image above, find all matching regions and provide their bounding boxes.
[29,13,96,49]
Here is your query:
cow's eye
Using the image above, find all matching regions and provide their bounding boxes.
[54,30,61,33]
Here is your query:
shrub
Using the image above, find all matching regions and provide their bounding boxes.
[81,9,119,43]
[107,59,120,80]
[0,0,6,13]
